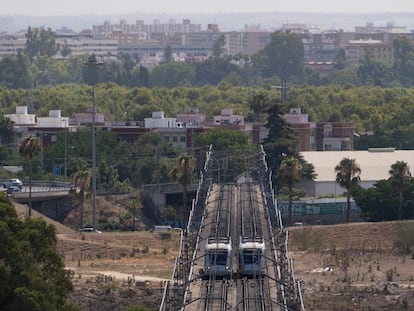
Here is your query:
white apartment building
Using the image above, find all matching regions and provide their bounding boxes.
[345,39,394,65]
[56,38,118,57]
[36,110,69,128]
[5,106,36,127]
[144,111,183,129]
[0,39,25,59]
[213,108,244,126]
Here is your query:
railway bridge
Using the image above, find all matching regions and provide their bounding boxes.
[159,146,305,311]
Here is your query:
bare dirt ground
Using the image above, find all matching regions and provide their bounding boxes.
[14,200,414,310]
[289,221,414,310]
[58,231,179,310]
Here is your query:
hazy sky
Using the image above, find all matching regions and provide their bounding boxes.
[3,0,414,16]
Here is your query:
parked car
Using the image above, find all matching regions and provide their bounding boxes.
[3,178,23,189]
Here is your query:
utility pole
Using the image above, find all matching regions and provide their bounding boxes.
[83,55,103,230]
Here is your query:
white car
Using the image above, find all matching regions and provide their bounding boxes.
[3,179,23,189]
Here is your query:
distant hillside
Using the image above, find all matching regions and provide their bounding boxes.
[2,12,414,33]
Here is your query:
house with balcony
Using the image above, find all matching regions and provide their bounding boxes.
[5,106,36,128]
[176,107,206,127]
[73,108,105,126]
[144,111,187,148]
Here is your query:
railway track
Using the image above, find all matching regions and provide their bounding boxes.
[160,148,304,311]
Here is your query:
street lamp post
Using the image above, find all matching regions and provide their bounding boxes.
[83,55,103,230]
[91,82,97,230]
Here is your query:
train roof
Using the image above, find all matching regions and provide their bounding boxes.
[207,236,231,244]
[239,236,265,250]
[205,236,232,250]
[240,236,264,244]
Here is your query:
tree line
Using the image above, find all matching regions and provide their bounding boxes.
[2,84,414,148]
[4,28,414,89]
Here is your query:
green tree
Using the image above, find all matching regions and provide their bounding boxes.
[279,156,302,226]
[0,194,74,310]
[0,53,32,89]
[393,35,414,85]
[195,127,251,152]
[357,55,396,86]
[353,179,414,222]
[333,48,346,70]
[194,58,240,85]
[211,34,226,59]
[150,62,195,87]
[389,161,411,220]
[25,26,58,62]
[253,31,304,100]
[248,92,270,122]
[137,65,150,87]
[118,132,178,187]
[0,116,15,145]
[18,135,42,216]
[72,168,91,229]
[262,102,298,175]
[335,158,361,223]
[60,41,72,57]
[163,45,173,63]
[195,127,254,183]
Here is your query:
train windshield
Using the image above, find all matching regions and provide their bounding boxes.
[242,250,261,264]
[209,250,228,265]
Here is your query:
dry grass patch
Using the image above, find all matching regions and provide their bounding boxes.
[289,221,414,310]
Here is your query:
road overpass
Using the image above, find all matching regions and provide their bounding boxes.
[3,181,74,221]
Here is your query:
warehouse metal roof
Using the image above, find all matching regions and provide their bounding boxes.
[300,149,414,182]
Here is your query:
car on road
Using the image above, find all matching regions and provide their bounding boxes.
[81,226,102,233]
[6,185,22,195]
[3,179,23,190]
[81,226,94,232]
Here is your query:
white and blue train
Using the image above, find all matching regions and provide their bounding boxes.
[238,236,266,276]
[204,236,232,277]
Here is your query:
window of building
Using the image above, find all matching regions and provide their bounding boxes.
[180,136,186,142]
[173,136,177,142]
[164,136,169,141]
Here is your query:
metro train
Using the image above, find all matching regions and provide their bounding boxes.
[238,236,266,276]
[203,236,232,278]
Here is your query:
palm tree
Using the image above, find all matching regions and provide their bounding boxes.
[335,158,361,223]
[18,135,42,217]
[389,161,411,220]
[279,156,302,226]
[249,93,269,123]
[72,169,91,229]
[174,153,196,227]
